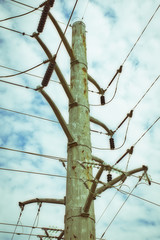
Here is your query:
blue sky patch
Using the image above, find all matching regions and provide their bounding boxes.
[104,8,117,23]
[131,57,140,67]
[60,0,70,20]
[138,219,156,226]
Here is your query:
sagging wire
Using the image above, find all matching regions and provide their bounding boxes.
[0,79,36,90]
[96,184,123,225]
[92,111,132,150]
[0,25,32,37]
[11,205,24,240]
[112,116,160,167]
[81,0,90,20]
[99,173,146,239]
[122,4,160,65]
[92,73,159,150]
[0,4,43,22]
[0,60,49,78]
[90,66,123,107]
[0,79,37,91]
[28,203,42,240]
[90,5,160,105]
[0,64,60,84]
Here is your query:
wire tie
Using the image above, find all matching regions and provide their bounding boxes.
[118,65,123,73]
[127,110,133,118]
[128,146,134,155]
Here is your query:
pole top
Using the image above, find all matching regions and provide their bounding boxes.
[72,20,85,27]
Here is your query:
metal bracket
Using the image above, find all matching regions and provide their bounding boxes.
[69,101,78,109]
[68,141,78,148]
[81,208,90,218]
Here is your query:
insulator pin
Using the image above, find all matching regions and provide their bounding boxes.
[107,173,112,182]
[41,59,56,87]
[109,137,115,150]
[100,95,105,105]
[37,2,50,33]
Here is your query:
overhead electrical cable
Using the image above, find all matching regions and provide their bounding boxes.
[92,116,131,150]
[0,167,67,178]
[82,0,90,20]
[90,72,121,106]
[0,60,49,78]
[90,5,160,106]
[28,203,42,240]
[96,184,123,224]
[92,74,159,150]
[0,79,36,90]
[122,4,160,65]
[100,176,145,239]
[133,117,160,147]
[0,7,41,22]
[7,0,70,27]
[132,75,160,110]
[0,222,63,231]
[0,64,60,84]
[54,0,78,57]
[0,146,66,162]
[0,25,31,36]
[11,207,24,240]
[115,187,160,207]
[9,0,45,10]
[0,64,97,93]
[0,230,56,238]
[0,106,106,136]
[0,107,59,124]
[112,117,160,167]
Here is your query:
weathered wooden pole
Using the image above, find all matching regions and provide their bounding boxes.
[65,21,95,239]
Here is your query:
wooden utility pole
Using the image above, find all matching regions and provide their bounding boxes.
[65,21,95,239]
[17,13,150,240]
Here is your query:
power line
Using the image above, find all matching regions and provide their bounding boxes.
[7,0,71,27]
[133,117,160,147]
[0,167,66,178]
[9,0,44,10]
[122,4,160,65]
[0,64,60,83]
[0,25,31,37]
[0,79,36,90]
[100,180,140,239]
[0,106,59,123]
[0,230,60,239]
[90,72,121,106]
[132,75,160,110]
[28,203,42,240]
[0,106,107,136]
[132,174,160,186]
[96,185,123,224]
[55,0,79,57]
[0,222,63,231]
[116,187,160,207]
[81,0,90,20]
[0,146,67,162]
[91,74,160,150]
[0,7,40,23]
[0,60,49,78]
[92,116,131,150]
[90,4,160,103]
[0,64,98,93]
[11,208,23,240]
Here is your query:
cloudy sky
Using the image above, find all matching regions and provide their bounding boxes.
[0,0,160,239]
